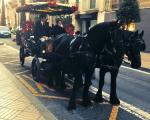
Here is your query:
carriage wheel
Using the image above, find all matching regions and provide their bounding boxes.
[31,58,41,82]
[20,47,25,66]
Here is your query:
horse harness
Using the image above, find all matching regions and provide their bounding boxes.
[97,29,124,70]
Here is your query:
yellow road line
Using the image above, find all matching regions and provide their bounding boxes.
[34,94,70,101]
[35,83,46,93]
[22,75,46,93]
[23,75,56,92]
[109,106,119,120]
[16,75,38,94]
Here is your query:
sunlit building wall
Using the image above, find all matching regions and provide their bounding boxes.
[73,0,150,51]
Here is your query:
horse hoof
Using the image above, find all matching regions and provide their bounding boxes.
[94,97,104,103]
[110,98,120,105]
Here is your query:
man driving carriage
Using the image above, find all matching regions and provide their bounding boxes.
[34,14,51,41]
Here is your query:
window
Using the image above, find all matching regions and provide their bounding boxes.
[112,0,119,9]
[104,0,120,11]
[90,0,96,9]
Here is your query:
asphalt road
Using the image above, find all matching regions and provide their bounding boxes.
[93,67,150,112]
[0,38,149,120]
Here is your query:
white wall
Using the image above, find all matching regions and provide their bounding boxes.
[137,8,150,52]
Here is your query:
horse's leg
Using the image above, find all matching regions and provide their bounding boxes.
[55,68,62,90]
[78,72,83,88]
[60,70,66,90]
[94,68,106,103]
[82,69,94,107]
[47,73,54,87]
[110,69,120,105]
[68,72,80,110]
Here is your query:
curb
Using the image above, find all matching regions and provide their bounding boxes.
[123,59,150,73]
[0,63,57,120]
[0,42,4,45]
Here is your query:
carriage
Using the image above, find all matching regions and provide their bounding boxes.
[16,1,78,81]
[16,2,145,111]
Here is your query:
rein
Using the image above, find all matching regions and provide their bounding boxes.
[96,29,124,70]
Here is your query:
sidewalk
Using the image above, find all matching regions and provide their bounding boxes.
[0,42,4,45]
[0,63,56,120]
[140,52,150,69]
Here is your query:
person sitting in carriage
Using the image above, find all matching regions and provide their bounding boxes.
[34,14,51,42]
[51,19,66,37]
[65,23,75,37]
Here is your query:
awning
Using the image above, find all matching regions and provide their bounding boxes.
[16,2,78,15]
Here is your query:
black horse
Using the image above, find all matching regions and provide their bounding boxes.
[54,21,123,110]
[66,22,145,110]
[93,29,145,105]
[48,21,145,110]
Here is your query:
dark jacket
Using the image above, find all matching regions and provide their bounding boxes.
[34,20,50,40]
[52,25,66,37]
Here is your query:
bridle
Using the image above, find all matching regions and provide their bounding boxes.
[96,28,124,70]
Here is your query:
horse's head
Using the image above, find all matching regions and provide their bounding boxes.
[124,30,145,68]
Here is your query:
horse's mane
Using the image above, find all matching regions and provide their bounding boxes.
[53,33,73,55]
[86,21,120,53]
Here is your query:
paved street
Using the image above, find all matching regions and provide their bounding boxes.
[0,38,150,120]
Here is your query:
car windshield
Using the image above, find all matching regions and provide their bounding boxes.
[0,26,9,31]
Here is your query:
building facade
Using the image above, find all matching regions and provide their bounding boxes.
[73,0,150,51]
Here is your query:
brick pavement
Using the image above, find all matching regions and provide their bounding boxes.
[0,63,56,120]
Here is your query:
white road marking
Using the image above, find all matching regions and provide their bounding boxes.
[15,70,30,75]
[121,65,150,75]
[90,86,150,120]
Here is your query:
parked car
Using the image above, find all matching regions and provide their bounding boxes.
[0,26,11,38]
